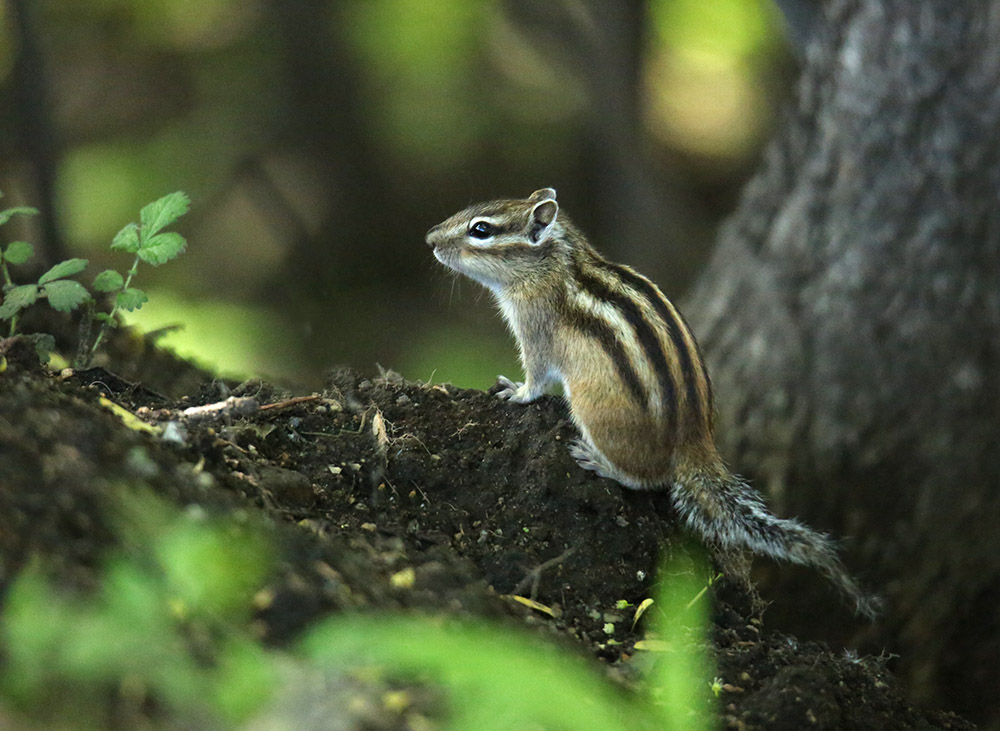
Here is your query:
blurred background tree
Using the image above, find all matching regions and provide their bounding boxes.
[0,0,790,385]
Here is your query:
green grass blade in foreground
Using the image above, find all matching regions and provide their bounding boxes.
[647,547,717,730]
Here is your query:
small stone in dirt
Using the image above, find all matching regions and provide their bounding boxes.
[259,465,313,507]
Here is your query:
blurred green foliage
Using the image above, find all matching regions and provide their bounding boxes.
[653,0,779,58]
[1,489,717,729]
[401,322,522,389]
[122,288,302,379]
[302,547,716,730]
[1,0,789,388]
[345,0,495,171]
[2,490,277,728]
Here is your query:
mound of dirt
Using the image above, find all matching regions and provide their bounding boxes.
[0,334,973,729]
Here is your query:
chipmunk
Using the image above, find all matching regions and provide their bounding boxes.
[426,188,878,618]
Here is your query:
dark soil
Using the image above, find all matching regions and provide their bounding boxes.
[0,333,975,729]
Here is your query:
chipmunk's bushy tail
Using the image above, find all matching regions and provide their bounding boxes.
[670,470,880,619]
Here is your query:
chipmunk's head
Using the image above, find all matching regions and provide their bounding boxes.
[425,188,563,292]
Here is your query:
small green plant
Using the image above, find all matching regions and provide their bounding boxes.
[0,199,89,340]
[710,677,724,697]
[83,191,189,366]
[0,191,189,365]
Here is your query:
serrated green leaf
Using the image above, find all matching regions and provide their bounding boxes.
[39,258,88,284]
[139,192,190,240]
[43,280,91,312]
[0,284,39,319]
[93,269,125,292]
[0,206,39,227]
[3,241,34,265]
[111,223,141,253]
[116,287,148,311]
[137,232,186,266]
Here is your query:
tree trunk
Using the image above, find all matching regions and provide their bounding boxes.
[684,0,1000,725]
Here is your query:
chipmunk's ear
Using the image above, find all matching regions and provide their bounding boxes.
[528,188,557,203]
[528,196,558,243]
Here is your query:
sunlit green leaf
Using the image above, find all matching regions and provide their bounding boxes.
[111,222,141,252]
[93,269,125,292]
[3,241,35,265]
[0,206,39,227]
[138,232,187,266]
[38,258,88,284]
[0,284,39,319]
[43,280,91,312]
[116,287,148,311]
[139,191,190,240]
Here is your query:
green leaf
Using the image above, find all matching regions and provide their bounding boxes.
[0,206,39,227]
[139,192,190,240]
[95,312,118,326]
[43,280,91,312]
[111,223,141,253]
[137,232,187,266]
[93,269,125,292]
[39,258,88,284]
[0,284,39,319]
[116,287,148,311]
[3,241,35,265]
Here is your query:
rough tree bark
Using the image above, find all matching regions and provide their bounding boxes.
[684,0,1000,725]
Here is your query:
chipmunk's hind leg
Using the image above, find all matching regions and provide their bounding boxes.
[569,438,613,477]
[569,438,645,489]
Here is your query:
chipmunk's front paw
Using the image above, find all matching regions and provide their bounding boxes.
[495,375,535,404]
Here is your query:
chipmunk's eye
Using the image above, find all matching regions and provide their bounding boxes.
[468,220,496,239]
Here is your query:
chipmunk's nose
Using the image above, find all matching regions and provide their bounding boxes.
[425,224,442,249]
